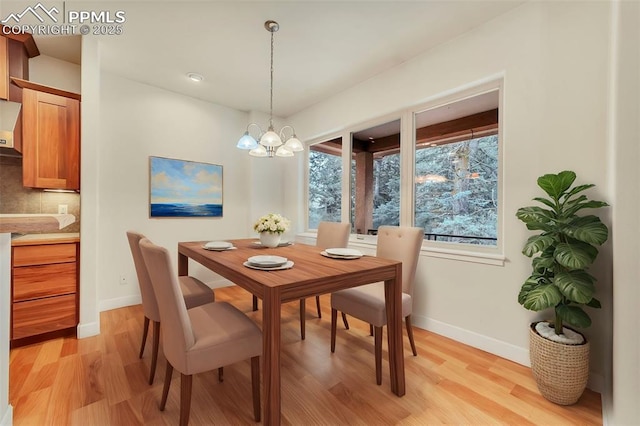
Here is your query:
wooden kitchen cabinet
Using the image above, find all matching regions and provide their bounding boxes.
[12,78,81,190]
[11,241,79,342]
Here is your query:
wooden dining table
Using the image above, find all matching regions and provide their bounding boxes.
[177,239,405,425]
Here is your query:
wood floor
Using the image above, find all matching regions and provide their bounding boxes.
[9,285,603,425]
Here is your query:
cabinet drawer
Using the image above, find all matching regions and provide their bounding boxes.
[12,294,77,340]
[13,262,76,302]
[13,243,76,267]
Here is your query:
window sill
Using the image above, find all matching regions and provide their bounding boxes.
[297,232,505,266]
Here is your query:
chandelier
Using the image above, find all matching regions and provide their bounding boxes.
[236,20,304,158]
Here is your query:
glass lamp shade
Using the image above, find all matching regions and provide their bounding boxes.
[260,130,282,147]
[237,132,259,150]
[275,145,294,157]
[284,136,304,152]
[249,144,268,157]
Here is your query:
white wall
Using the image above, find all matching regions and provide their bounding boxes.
[288,1,613,390]
[28,55,81,93]
[95,72,255,309]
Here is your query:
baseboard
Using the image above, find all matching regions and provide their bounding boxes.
[412,314,605,394]
[77,321,100,339]
[0,404,12,426]
[99,295,142,312]
[412,314,531,367]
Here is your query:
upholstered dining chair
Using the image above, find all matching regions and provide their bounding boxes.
[127,231,214,385]
[251,221,350,339]
[139,238,262,426]
[330,225,423,385]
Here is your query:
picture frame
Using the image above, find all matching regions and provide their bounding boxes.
[149,156,223,218]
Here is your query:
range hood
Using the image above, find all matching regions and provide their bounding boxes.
[0,100,22,157]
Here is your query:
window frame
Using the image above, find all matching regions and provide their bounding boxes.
[303,77,505,265]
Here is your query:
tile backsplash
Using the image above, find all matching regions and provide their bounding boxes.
[0,156,80,233]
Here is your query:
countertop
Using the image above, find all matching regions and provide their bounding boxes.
[0,214,76,234]
[11,232,80,246]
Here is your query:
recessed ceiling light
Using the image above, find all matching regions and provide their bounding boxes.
[187,72,204,82]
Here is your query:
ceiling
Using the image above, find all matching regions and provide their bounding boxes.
[24,1,523,118]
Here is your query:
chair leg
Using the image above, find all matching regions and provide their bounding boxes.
[218,367,224,383]
[139,316,150,359]
[149,320,160,385]
[160,363,173,411]
[180,374,193,426]
[374,326,383,385]
[315,295,322,318]
[405,315,418,356]
[331,308,337,353]
[299,298,306,340]
[252,295,258,311]
[369,324,373,336]
[341,312,350,330]
[251,356,261,422]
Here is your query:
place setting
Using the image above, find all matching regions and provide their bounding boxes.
[243,255,294,271]
[202,241,236,251]
[320,248,363,260]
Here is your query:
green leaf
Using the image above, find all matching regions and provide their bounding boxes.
[563,200,610,217]
[554,242,598,269]
[522,285,562,311]
[516,206,555,224]
[526,222,554,232]
[556,304,591,328]
[563,183,595,200]
[537,171,576,200]
[554,270,595,303]
[532,255,555,272]
[563,215,609,245]
[522,235,555,257]
[533,197,556,210]
[587,298,602,309]
[518,277,540,305]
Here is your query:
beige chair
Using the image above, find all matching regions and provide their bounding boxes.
[139,238,262,425]
[330,226,423,385]
[127,231,214,385]
[251,221,350,339]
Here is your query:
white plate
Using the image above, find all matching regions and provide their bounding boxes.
[320,251,362,260]
[204,241,233,250]
[247,255,288,267]
[243,260,294,271]
[252,241,293,247]
[325,248,363,257]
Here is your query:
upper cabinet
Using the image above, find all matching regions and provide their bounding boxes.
[13,78,81,190]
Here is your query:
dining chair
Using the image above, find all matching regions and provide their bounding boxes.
[251,221,350,340]
[127,231,215,385]
[139,238,262,426]
[330,225,423,385]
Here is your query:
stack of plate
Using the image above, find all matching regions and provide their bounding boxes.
[244,255,294,270]
[203,241,235,251]
[321,248,363,260]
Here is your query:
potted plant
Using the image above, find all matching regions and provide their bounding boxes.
[516,170,609,405]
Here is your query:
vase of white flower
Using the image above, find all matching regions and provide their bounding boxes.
[253,213,290,248]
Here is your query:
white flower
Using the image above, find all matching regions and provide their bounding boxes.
[253,213,290,235]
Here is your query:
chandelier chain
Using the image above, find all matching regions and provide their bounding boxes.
[269,29,275,129]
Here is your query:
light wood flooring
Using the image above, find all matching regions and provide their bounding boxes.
[9,285,603,425]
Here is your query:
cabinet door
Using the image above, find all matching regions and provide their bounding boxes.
[22,88,80,190]
[0,37,7,100]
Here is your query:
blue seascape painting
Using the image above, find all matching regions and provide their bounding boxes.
[149,157,223,218]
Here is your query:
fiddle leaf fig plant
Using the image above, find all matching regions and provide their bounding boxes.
[516,171,609,335]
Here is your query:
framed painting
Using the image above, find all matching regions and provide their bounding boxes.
[149,156,223,218]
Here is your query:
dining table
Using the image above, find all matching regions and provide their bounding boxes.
[177,238,405,425]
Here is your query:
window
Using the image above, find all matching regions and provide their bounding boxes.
[308,138,343,229]
[414,91,499,246]
[351,119,401,234]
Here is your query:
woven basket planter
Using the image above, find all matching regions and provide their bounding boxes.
[529,322,590,405]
